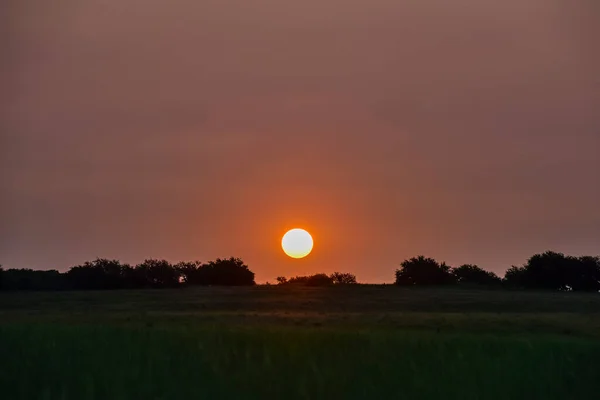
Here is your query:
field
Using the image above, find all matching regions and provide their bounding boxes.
[2,286,600,399]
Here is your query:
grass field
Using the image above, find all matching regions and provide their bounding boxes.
[2,286,600,399]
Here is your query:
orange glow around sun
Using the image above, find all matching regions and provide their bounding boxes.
[281,228,313,258]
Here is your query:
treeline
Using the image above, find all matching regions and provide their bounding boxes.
[270,251,600,292]
[395,252,600,291]
[0,257,254,291]
[1,251,599,292]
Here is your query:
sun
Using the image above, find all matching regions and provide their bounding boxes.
[281,228,314,259]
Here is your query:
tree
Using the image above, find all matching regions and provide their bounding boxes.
[121,264,146,288]
[135,259,181,288]
[395,256,455,286]
[330,272,357,285]
[523,252,572,290]
[67,258,134,290]
[276,276,288,285]
[503,265,526,288]
[1,268,66,290]
[503,252,600,291]
[452,264,501,286]
[569,256,600,292]
[1,257,257,290]
[194,257,255,286]
[176,261,203,284]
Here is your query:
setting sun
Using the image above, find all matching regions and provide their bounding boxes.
[281,228,314,259]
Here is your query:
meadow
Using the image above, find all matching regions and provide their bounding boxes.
[2,286,600,399]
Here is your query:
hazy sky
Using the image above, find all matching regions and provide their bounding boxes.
[2,0,599,282]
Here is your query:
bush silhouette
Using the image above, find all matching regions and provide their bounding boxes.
[452,264,501,286]
[281,275,311,285]
[330,272,358,284]
[277,273,356,286]
[306,273,334,286]
[395,256,455,286]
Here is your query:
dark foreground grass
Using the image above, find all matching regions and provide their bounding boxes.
[2,287,600,399]
[1,324,600,400]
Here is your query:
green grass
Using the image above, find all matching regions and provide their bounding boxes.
[1,286,600,399]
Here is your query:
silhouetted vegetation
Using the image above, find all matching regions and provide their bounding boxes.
[0,268,66,291]
[306,273,335,286]
[452,264,502,286]
[276,274,332,286]
[0,257,254,291]
[330,272,358,285]
[135,259,181,288]
[1,251,599,292]
[395,256,455,286]
[276,272,357,286]
[180,258,255,286]
[502,252,600,291]
[67,259,138,290]
[393,252,599,292]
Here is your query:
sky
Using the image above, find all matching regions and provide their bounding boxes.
[1,0,599,282]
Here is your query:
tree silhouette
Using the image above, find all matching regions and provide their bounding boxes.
[135,259,181,288]
[194,257,255,286]
[503,265,526,288]
[395,256,455,285]
[1,268,66,290]
[67,258,134,290]
[175,261,203,285]
[570,256,600,291]
[0,257,257,290]
[2,251,598,291]
[330,272,357,284]
[525,252,570,290]
[503,252,600,291]
[452,264,501,286]
[276,276,288,284]
[121,264,146,288]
